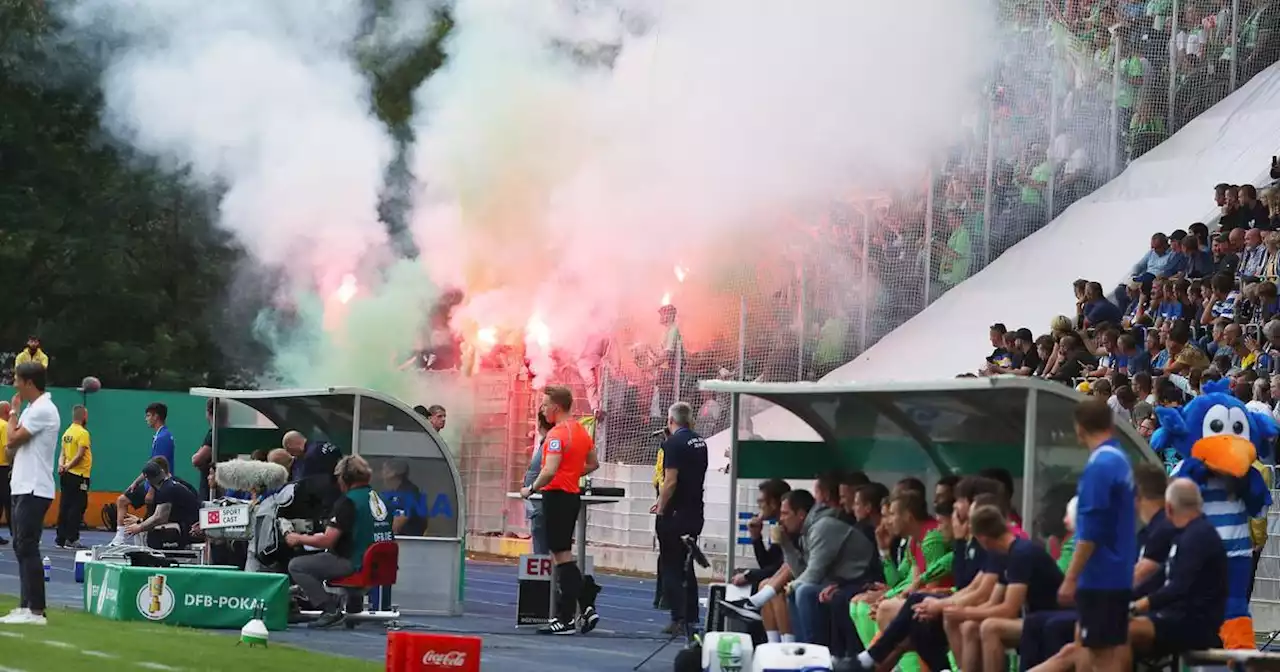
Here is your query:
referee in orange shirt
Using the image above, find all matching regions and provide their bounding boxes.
[521,385,600,635]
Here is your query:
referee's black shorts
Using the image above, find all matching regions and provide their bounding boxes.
[540,489,581,555]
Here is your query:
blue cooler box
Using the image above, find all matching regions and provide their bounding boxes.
[74,550,93,583]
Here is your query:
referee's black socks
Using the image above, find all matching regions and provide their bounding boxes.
[556,561,583,623]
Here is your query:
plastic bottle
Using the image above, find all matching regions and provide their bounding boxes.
[43,556,51,582]
[718,637,742,672]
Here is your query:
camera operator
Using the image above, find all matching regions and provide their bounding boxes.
[286,454,392,630]
[655,401,708,637]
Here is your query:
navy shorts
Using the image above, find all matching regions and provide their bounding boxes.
[1149,612,1221,653]
[1077,588,1131,649]
[123,482,148,510]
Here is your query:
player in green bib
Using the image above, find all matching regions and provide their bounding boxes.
[286,454,394,629]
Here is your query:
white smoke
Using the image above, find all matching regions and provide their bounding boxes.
[56,0,999,395]
[57,0,396,296]
[408,0,998,360]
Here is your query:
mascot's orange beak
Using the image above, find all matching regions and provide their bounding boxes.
[1190,434,1257,479]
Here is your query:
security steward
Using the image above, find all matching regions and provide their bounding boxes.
[656,401,708,638]
[521,385,600,635]
[55,405,92,549]
[286,454,393,629]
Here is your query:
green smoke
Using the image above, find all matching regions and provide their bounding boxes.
[255,259,439,400]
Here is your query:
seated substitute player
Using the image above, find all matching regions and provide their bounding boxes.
[845,477,999,672]
[968,505,1065,672]
[111,404,177,545]
[729,478,794,644]
[121,459,201,550]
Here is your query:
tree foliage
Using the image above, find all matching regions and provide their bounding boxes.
[0,2,452,390]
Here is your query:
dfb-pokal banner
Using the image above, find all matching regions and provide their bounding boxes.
[83,562,290,631]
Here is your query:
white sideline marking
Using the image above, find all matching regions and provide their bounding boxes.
[38,639,75,648]
[82,650,116,659]
[0,631,23,638]
[0,666,27,672]
[138,663,181,671]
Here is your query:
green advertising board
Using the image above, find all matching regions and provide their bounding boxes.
[83,562,290,631]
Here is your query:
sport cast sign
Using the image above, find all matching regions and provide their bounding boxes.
[83,562,290,630]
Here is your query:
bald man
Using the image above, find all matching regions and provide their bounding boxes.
[267,448,294,471]
[0,401,10,545]
[282,431,341,482]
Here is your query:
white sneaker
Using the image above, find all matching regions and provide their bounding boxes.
[0,608,29,623]
[0,611,46,625]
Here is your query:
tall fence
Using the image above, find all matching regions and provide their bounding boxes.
[455,0,1280,567]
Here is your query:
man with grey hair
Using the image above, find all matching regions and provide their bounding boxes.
[1127,478,1226,658]
[655,401,708,636]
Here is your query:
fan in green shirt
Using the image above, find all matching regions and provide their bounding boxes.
[936,209,973,289]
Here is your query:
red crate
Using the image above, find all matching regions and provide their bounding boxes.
[387,631,482,672]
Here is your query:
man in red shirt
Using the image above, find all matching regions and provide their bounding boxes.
[521,386,600,635]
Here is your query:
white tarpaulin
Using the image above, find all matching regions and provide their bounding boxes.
[704,61,1280,466]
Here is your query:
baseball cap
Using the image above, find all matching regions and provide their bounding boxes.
[141,460,166,480]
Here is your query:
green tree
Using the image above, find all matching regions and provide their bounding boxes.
[0,1,454,389]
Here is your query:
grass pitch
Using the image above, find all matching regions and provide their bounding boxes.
[0,597,380,672]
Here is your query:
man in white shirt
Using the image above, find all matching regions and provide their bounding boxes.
[2,362,61,625]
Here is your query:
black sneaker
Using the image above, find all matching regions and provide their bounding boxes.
[717,598,763,622]
[537,618,576,635]
[308,610,346,629]
[578,606,599,634]
[0,538,8,546]
[64,541,87,550]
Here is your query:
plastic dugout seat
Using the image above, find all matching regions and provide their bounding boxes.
[325,541,400,627]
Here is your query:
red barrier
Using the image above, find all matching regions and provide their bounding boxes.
[386,631,482,671]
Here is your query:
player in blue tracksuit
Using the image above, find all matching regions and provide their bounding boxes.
[1063,400,1136,672]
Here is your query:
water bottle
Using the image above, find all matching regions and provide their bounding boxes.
[717,637,742,672]
[43,556,51,582]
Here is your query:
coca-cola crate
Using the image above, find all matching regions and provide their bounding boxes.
[386,631,482,671]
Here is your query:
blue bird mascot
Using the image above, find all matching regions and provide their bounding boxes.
[1149,379,1275,649]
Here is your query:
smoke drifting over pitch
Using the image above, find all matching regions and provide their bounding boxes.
[56,0,996,405]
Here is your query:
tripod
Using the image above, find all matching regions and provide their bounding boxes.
[634,535,710,671]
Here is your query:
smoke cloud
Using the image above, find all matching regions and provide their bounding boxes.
[57,0,998,403]
[409,0,998,365]
[54,0,436,396]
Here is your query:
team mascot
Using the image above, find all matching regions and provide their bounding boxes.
[1149,379,1275,649]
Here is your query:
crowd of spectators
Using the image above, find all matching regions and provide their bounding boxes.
[974,177,1280,465]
